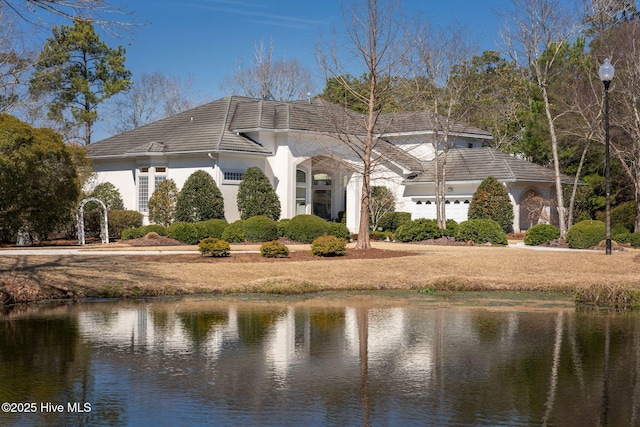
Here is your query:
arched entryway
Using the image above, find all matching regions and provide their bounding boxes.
[519,189,550,230]
[77,198,109,245]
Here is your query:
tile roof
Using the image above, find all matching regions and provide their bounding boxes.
[87,96,493,159]
[406,147,576,185]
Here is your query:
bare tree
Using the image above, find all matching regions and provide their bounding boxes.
[412,23,479,228]
[222,39,314,101]
[500,0,582,236]
[369,186,396,231]
[318,0,410,249]
[106,72,198,135]
[0,5,33,113]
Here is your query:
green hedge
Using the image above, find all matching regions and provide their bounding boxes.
[311,235,347,257]
[221,220,246,243]
[456,219,508,245]
[565,220,605,249]
[395,219,442,242]
[243,215,278,242]
[283,214,330,243]
[630,232,640,247]
[194,219,228,241]
[328,222,351,240]
[167,222,199,244]
[524,224,560,246]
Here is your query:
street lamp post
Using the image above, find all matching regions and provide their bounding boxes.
[599,58,615,256]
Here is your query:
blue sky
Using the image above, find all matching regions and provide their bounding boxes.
[86,0,512,139]
[112,0,511,100]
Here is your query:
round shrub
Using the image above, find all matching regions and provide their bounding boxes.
[140,224,167,236]
[121,227,144,240]
[194,219,228,241]
[524,224,560,246]
[456,219,508,245]
[144,232,161,240]
[243,215,278,242]
[630,232,640,247]
[277,218,290,237]
[260,240,290,258]
[612,225,631,244]
[311,235,347,257]
[175,170,225,222]
[328,222,351,240]
[221,220,246,243]
[596,201,636,232]
[167,221,199,244]
[395,219,442,242]
[283,214,330,243]
[444,219,459,238]
[198,237,230,257]
[565,220,605,249]
[237,167,281,221]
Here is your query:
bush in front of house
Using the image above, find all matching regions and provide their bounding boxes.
[468,176,514,233]
[283,214,330,243]
[395,218,442,242]
[121,227,144,240]
[109,210,144,239]
[167,221,199,244]
[456,219,508,245]
[311,235,347,257]
[524,224,560,246]
[175,170,225,222]
[378,211,411,231]
[194,219,228,240]
[198,237,230,257]
[243,215,278,242]
[237,167,281,221]
[120,224,167,241]
[88,182,125,211]
[565,220,605,249]
[328,222,351,240]
[260,240,290,258]
[443,219,459,238]
[149,179,179,226]
[629,232,640,247]
[277,218,290,237]
[221,220,246,243]
[612,225,631,244]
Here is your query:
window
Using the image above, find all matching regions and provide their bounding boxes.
[223,171,244,181]
[138,176,149,212]
[296,169,307,215]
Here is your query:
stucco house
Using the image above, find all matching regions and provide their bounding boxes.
[86,96,572,233]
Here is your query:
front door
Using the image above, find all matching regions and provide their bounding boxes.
[312,173,332,220]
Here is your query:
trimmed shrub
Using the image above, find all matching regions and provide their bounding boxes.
[456,219,508,245]
[194,219,228,241]
[597,201,636,232]
[468,176,514,233]
[311,235,347,257]
[121,227,144,240]
[149,179,179,226]
[612,225,631,244]
[237,167,281,221]
[444,219,459,238]
[198,237,230,257]
[524,224,560,246]
[630,232,640,247]
[167,221,199,244]
[140,224,167,236]
[221,220,246,243]
[109,210,143,239]
[175,170,225,222]
[283,214,330,243]
[378,212,411,231]
[243,215,278,242]
[145,232,161,240]
[328,222,351,240]
[277,219,290,237]
[565,220,606,249]
[260,240,290,258]
[395,219,442,242]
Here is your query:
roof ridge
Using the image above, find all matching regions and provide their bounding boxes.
[218,96,233,151]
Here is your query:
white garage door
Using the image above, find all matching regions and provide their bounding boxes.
[413,199,470,223]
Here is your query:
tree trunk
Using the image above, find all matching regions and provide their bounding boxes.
[541,85,567,236]
[567,140,590,230]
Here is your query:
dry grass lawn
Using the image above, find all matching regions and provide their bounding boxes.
[1,241,639,304]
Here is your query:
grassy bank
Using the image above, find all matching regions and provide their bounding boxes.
[1,242,639,306]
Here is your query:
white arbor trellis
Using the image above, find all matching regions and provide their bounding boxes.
[77,198,109,245]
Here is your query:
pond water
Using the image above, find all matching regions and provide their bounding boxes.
[0,291,639,427]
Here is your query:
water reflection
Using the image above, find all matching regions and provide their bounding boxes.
[0,293,638,426]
